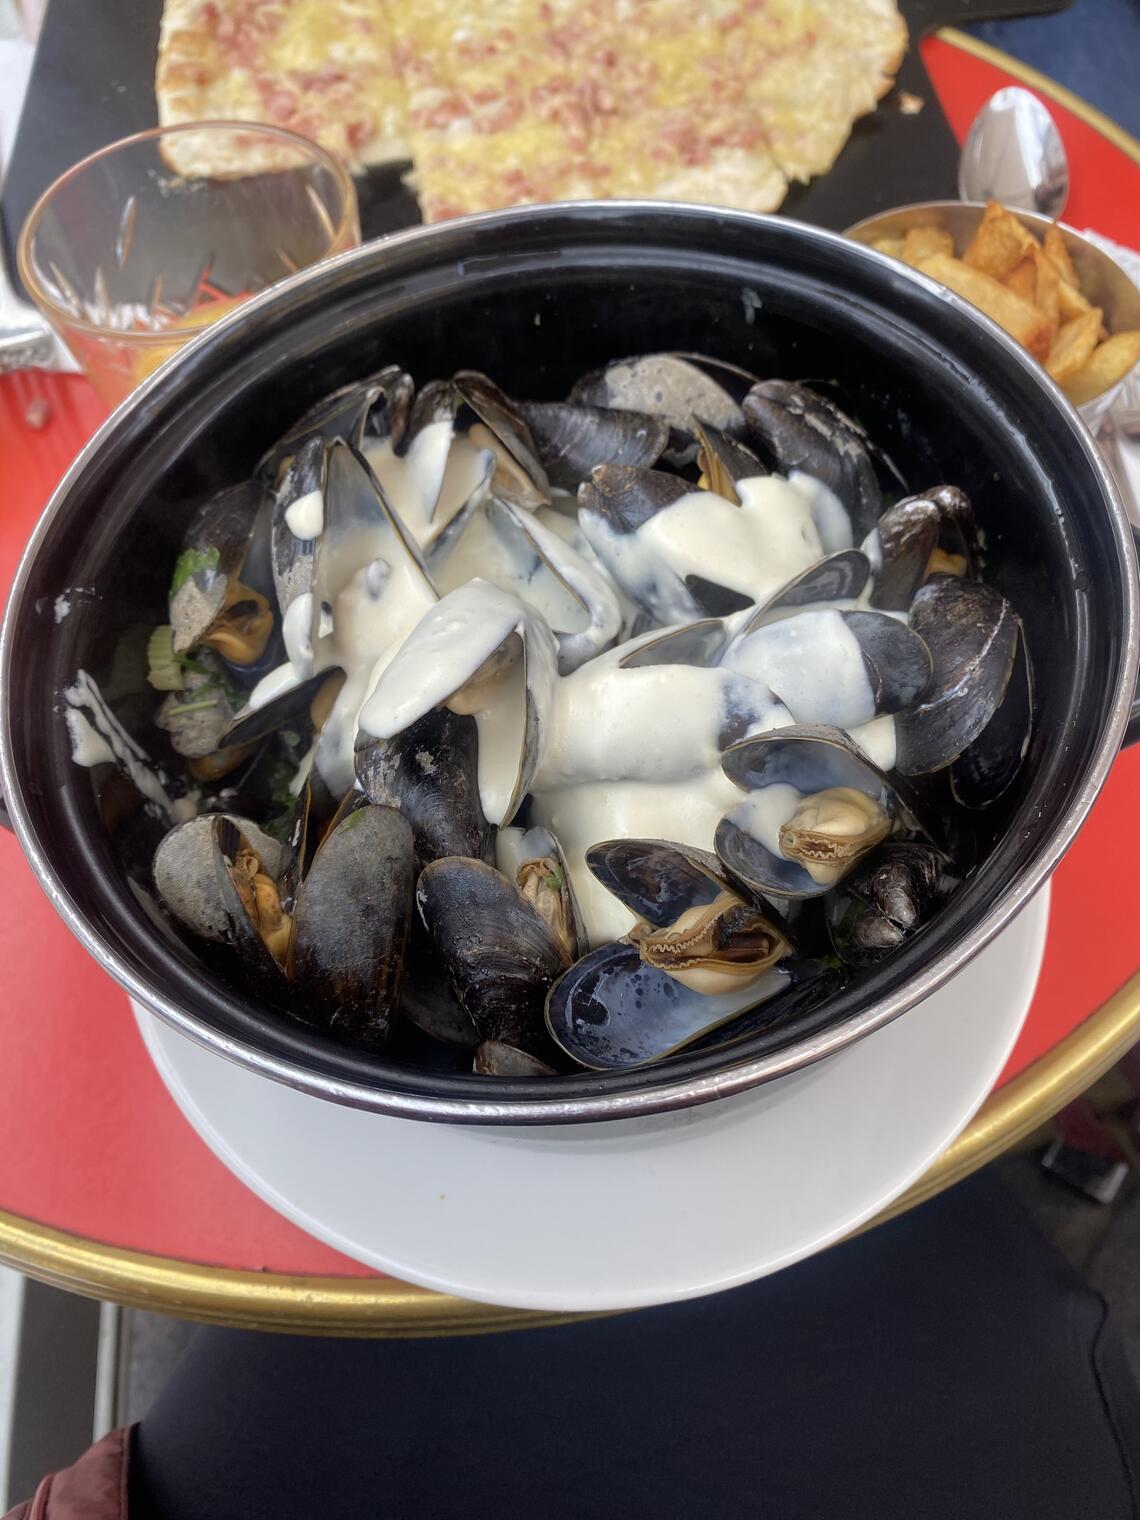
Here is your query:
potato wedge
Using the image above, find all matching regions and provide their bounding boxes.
[962,200,1038,282]
[1031,246,1061,341]
[1043,224,1079,288]
[1044,309,1102,382]
[901,225,954,268]
[870,235,905,259]
[1057,277,1093,320]
[917,252,1053,360]
[1003,253,1037,304]
[1061,330,1140,406]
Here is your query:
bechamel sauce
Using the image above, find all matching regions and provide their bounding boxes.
[721,609,876,729]
[284,488,324,541]
[636,475,849,606]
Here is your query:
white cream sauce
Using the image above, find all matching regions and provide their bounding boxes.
[435,508,587,633]
[364,429,493,550]
[721,609,876,729]
[638,475,842,607]
[284,488,324,541]
[359,579,559,826]
[65,669,179,819]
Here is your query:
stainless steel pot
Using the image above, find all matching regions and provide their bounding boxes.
[2,202,1136,1124]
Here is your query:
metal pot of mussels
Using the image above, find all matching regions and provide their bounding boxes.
[2,204,1136,1124]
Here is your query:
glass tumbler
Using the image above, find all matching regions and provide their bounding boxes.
[18,122,360,407]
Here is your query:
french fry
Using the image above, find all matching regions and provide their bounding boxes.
[962,200,1038,282]
[901,225,954,268]
[1061,330,1140,406]
[1030,246,1061,342]
[870,235,905,259]
[1044,309,1102,383]
[916,252,1053,360]
[1043,224,1079,288]
[1003,254,1037,304]
[1057,277,1093,320]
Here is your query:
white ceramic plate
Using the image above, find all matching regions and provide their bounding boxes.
[136,885,1048,1313]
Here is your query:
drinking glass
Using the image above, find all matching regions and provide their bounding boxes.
[18,122,360,406]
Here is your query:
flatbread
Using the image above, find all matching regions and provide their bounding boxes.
[155,0,906,214]
[156,0,408,176]
[390,0,906,222]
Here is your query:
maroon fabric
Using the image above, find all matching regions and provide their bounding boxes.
[3,1426,132,1520]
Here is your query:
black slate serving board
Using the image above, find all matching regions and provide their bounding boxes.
[2,0,1070,288]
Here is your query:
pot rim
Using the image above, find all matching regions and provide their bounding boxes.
[3,200,1136,1124]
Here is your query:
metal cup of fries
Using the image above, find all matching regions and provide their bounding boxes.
[846,200,1140,432]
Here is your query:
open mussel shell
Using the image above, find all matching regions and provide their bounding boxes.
[869,494,939,612]
[742,381,880,541]
[686,958,845,1055]
[287,803,415,1048]
[695,420,764,501]
[497,825,585,963]
[578,462,692,533]
[453,370,550,509]
[568,352,749,457]
[826,842,950,969]
[154,813,284,944]
[271,435,325,618]
[169,480,273,659]
[486,498,622,673]
[519,400,669,489]
[417,857,570,1054]
[220,668,340,751]
[355,705,490,866]
[358,579,558,827]
[722,607,929,727]
[738,549,871,635]
[257,365,413,484]
[473,1040,556,1077]
[617,619,729,670]
[895,576,1021,778]
[842,611,932,714]
[717,724,909,899]
[545,941,790,1070]
[586,838,735,929]
[210,816,290,992]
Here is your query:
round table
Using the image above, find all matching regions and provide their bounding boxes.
[0,30,1138,1336]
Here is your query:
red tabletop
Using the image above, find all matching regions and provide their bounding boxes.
[0,32,1138,1291]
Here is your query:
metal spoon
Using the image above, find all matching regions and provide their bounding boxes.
[958,86,1070,217]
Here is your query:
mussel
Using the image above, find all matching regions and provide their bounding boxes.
[169,481,276,668]
[895,576,1027,798]
[287,803,415,1047]
[716,725,915,898]
[417,856,570,1053]
[826,843,951,968]
[742,381,881,541]
[520,401,669,489]
[545,839,791,1068]
[154,813,285,946]
[569,352,751,459]
[355,705,490,866]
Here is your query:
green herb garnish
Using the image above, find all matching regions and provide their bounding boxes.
[170,546,220,598]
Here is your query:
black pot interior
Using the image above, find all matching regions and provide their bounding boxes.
[4,206,1126,1113]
